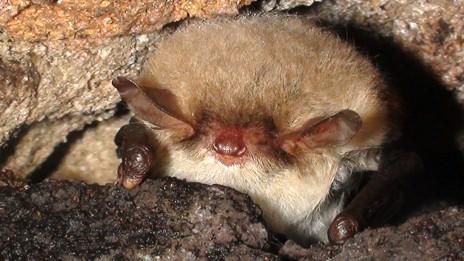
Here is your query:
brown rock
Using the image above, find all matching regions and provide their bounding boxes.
[0,53,39,147]
[1,0,253,42]
[261,0,323,11]
[50,115,130,184]
[0,30,144,176]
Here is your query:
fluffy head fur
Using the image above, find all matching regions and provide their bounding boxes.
[136,15,395,243]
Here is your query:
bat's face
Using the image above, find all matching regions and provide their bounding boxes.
[192,117,297,172]
[163,116,293,188]
[112,77,362,182]
[196,119,280,167]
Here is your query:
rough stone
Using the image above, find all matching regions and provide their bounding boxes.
[1,172,462,260]
[0,0,253,42]
[50,114,130,185]
[315,0,464,103]
[0,173,276,259]
[260,0,323,11]
[0,30,157,176]
[281,204,464,260]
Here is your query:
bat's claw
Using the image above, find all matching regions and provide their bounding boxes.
[328,213,360,244]
[117,144,154,189]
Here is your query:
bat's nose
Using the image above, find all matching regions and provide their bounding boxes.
[213,132,246,157]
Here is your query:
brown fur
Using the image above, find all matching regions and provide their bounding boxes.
[132,14,396,244]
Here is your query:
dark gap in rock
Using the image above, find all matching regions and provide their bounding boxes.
[114,102,130,117]
[0,125,30,168]
[31,0,59,5]
[27,123,91,183]
[314,19,464,224]
[286,5,313,14]
[28,105,129,183]
[240,0,268,13]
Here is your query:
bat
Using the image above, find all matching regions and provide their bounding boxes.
[112,14,422,245]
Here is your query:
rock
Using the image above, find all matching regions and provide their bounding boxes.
[280,205,464,260]
[1,0,254,42]
[0,30,137,176]
[0,174,276,259]
[260,0,323,11]
[1,172,462,259]
[315,0,464,103]
[50,115,130,185]
[0,54,39,148]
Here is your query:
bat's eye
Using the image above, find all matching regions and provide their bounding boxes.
[213,131,246,157]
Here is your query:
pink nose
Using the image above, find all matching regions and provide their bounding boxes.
[213,132,246,157]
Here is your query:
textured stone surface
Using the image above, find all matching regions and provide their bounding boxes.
[316,0,464,103]
[0,0,253,41]
[0,30,159,176]
[50,114,130,185]
[280,204,464,260]
[0,173,275,259]
[261,0,323,11]
[1,172,462,260]
[0,52,39,147]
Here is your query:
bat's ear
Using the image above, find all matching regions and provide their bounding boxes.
[112,77,195,138]
[279,110,362,156]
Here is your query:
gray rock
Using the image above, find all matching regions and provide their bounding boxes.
[280,204,464,260]
[1,171,462,260]
[0,173,276,259]
[315,0,464,104]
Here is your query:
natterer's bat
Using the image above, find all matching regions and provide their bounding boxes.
[112,15,422,245]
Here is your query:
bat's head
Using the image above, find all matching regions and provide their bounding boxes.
[112,15,392,241]
[116,15,392,170]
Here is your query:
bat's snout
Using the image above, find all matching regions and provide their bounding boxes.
[213,130,247,157]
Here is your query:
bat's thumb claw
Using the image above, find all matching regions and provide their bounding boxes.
[117,164,144,189]
[328,213,360,244]
[117,145,154,189]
